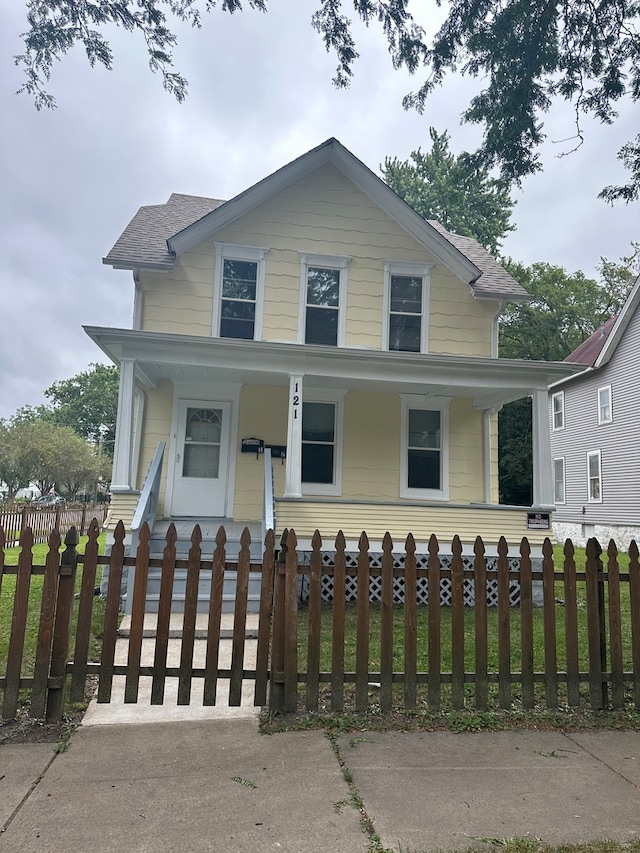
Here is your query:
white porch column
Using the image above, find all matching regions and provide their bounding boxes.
[111,358,136,491]
[284,373,304,498]
[531,388,554,507]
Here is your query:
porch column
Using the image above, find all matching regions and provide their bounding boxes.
[111,358,136,491]
[284,373,304,498]
[531,388,554,507]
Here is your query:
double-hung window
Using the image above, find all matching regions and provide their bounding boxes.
[551,391,564,431]
[213,244,267,340]
[553,458,565,504]
[383,263,431,353]
[299,254,350,347]
[587,450,602,502]
[400,396,449,500]
[598,385,612,424]
[301,392,344,495]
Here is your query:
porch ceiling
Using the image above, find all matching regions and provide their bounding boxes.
[85,326,584,410]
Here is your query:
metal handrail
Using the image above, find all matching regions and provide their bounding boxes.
[130,441,165,543]
[262,446,275,547]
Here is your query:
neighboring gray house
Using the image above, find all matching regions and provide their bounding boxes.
[549,274,640,549]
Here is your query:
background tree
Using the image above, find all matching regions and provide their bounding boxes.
[17,0,640,198]
[382,128,515,255]
[0,420,39,499]
[44,363,119,455]
[498,250,638,505]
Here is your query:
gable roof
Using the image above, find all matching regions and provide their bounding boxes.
[103,138,530,301]
[563,316,617,366]
[550,273,640,388]
[105,193,224,269]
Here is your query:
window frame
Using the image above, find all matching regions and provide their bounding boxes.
[586,449,602,503]
[597,384,612,425]
[551,390,565,431]
[400,394,449,501]
[298,253,350,347]
[553,457,566,505]
[301,389,345,496]
[382,262,431,353]
[213,243,268,341]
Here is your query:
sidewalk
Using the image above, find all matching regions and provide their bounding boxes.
[2,721,640,852]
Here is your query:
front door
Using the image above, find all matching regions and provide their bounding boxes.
[171,401,231,516]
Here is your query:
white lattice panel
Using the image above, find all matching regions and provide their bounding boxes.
[299,552,522,606]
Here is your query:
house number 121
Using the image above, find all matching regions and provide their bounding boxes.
[292,382,300,419]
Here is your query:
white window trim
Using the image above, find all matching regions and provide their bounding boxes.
[212,243,269,341]
[298,253,351,347]
[400,394,450,501]
[586,449,602,504]
[382,261,432,353]
[301,388,346,497]
[551,390,565,431]
[597,384,612,425]
[553,457,566,505]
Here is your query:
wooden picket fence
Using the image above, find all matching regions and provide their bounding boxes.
[1,521,640,722]
[0,503,108,547]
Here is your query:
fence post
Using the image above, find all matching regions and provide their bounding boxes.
[20,506,27,537]
[46,526,79,722]
[585,537,606,710]
[269,529,287,712]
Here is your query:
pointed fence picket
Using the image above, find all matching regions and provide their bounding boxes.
[2,522,640,721]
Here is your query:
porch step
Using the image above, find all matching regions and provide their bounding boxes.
[117,613,260,640]
[150,517,264,559]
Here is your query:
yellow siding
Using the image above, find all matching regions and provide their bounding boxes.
[275,500,550,550]
[342,391,399,498]
[137,162,495,355]
[135,380,174,517]
[104,492,139,532]
[233,384,289,521]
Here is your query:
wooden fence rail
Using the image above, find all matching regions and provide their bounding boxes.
[1,522,640,722]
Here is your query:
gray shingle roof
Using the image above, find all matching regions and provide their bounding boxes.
[104,191,529,302]
[427,221,530,300]
[104,193,224,268]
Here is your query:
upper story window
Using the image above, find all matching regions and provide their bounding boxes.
[213,243,268,341]
[299,254,350,347]
[587,450,602,502]
[598,385,612,424]
[551,391,564,431]
[383,263,431,353]
[400,395,449,500]
[553,457,565,504]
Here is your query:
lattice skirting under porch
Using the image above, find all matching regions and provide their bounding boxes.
[297,551,541,607]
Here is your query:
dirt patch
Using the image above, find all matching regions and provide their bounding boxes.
[0,706,85,745]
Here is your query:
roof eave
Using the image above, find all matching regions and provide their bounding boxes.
[102,257,174,272]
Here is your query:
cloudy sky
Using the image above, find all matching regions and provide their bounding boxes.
[0,2,637,420]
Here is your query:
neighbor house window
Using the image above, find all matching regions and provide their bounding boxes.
[301,393,344,495]
[598,385,612,424]
[299,254,350,346]
[213,243,267,340]
[400,396,449,499]
[587,450,602,502]
[553,457,565,504]
[383,262,431,353]
[551,391,564,430]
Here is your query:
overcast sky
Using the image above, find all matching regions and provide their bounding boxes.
[0,2,637,420]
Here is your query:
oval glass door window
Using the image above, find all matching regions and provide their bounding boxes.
[183,408,222,478]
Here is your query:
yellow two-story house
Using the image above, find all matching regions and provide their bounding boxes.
[89,139,580,608]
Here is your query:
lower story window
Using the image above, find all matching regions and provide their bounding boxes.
[408,409,441,490]
[553,457,565,504]
[401,397,448,499]
[302,402,335,485]
[587,450,602,502]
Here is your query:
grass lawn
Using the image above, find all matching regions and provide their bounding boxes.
[294,543,637,712]
[0,533,108,698]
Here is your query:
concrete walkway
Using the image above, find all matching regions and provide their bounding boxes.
[2,722,640,852]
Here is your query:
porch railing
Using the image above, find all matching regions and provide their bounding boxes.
[262,446,276,547]
[130,442,165,551]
